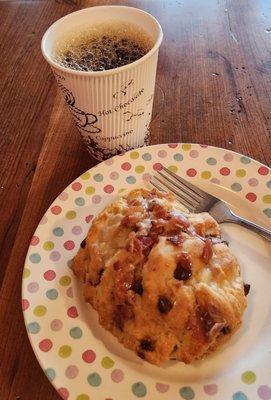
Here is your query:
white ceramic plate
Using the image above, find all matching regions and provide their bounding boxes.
[22,144,271,400]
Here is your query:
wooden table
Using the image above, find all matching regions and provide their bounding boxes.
[0,0,270,398]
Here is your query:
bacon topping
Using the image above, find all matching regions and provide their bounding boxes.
[202,238,213,264]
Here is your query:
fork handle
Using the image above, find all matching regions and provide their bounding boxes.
[225,211,271,242]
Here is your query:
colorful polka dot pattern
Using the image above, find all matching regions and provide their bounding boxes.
[22,144,270,399]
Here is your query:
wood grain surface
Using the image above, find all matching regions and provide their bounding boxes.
[0,0,270,398]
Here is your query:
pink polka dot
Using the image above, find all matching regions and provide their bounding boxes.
[67,306,78,318]
[59,192,68,201]
[258,385,271,400]
[50,319,63,331]
[27,281,39,293]
[51,205,62,215]
[43,270,56,281]
[204,384,218,395]
[104,185,114,193]
[111,369,124,383]
[31,236,39,246]
[105,158,114,165]
[22,299,30,311]
[248,178,259,187]
[143,173,151,182]
[219,167,230,176]
[246,192,257,202]
[40,215,48,225]
[58,387,69,399]
[156,383,169,393]
[153,162,163,171]
[39,339,53,352]
[258,166,269,175]
[158,150,167,158]
[92,195,101,204]
[64,240,75,250]
[82,349,96,363]
[121,162,131,171]
[189,150,199,158]
[223,153,234,162]
[168,143,178,148]
[65,365,78,379]
[50,251,61,261]
[85,215,94,223]
[66,287,73,298]
[210,178,220,184]
[71,182,82,191]
[72,225,82,235]
[110,171,119,180]
[186,168,197,177]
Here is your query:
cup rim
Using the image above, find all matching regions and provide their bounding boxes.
[41,5,163,77]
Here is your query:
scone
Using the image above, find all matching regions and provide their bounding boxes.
[72,188,248,365]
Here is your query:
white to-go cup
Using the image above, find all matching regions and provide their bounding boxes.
[41,6,163,161]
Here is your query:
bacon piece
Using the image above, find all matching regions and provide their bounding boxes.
[178,251,192,269]
[113,262,134,303]
[128,234,155,257]
[166,215,190,234]
[121,214,140,229]
[202,238,213,264]
[150,219,166,235]
[151,203,171,220]
[166,235,183,246]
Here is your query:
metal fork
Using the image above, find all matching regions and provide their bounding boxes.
[150,166,271,242]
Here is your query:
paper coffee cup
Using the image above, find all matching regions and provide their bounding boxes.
[41,6,163,161]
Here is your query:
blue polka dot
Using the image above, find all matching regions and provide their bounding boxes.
[232,392,248,400]
[27,322,40,334]
[93,173,103,182]
[132,382,147,397]
[126,176,136,184]
[174,153,184,162]
[53,227,64,237]
[46,289,58,300]
[87,372,101,387]
[70,327,83,339]
[267,180,271,189]
[29,253,41,263]
[45,368,56,381]
[75,197,85,206]
[263,208,271,218]
[179,387,195,399]
[206,157,217,165]
[142,153,152,161]
[231,183,242,192]
[240,156,251,164]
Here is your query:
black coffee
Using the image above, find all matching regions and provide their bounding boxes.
[53,21,153,72]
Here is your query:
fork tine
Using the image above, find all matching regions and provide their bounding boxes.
[157,170,201,202]
[149,179,166,193]
[162,167,208,198]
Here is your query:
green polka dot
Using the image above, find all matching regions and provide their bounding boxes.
[182,144,191,151]
[241,370,256,384]
[34,305,47,317]
[43,241,54,251]
[75,197,85,206]
[201,171,211,179]
[231,183,242,192]
[76,395,90,400]
[70,327,83,339]
[130,151,139,159]
[267,180,271,189]
[66,210,76,220]
[126,176,136,184]
[29,253,41,263]
[46,289,58,300]
[263,208,271,217]
[263,194,271,203]
[59,275,71,286]
[93,173,103,182]
[58,345,72,358]
[132,382,147,397]
[45,368,56,381]
[179,386,195,399]
[85,186,95,195]
[142,153,152,161]
[236,169,246,178]
[240,156,251,164]
[174,153,183,161]
[53,227,64,237]
[101,356,115,369]
[87,372,101,387]
[168,165,178,173]
[23,268,30,279]
[80,171,90,180]
[135,165,145,173]
[206,157,217,165]
[27,322,40,334]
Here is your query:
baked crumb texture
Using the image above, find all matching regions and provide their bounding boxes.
[72,188,247,365]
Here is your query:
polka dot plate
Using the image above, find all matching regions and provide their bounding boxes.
[22,144,271,400]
